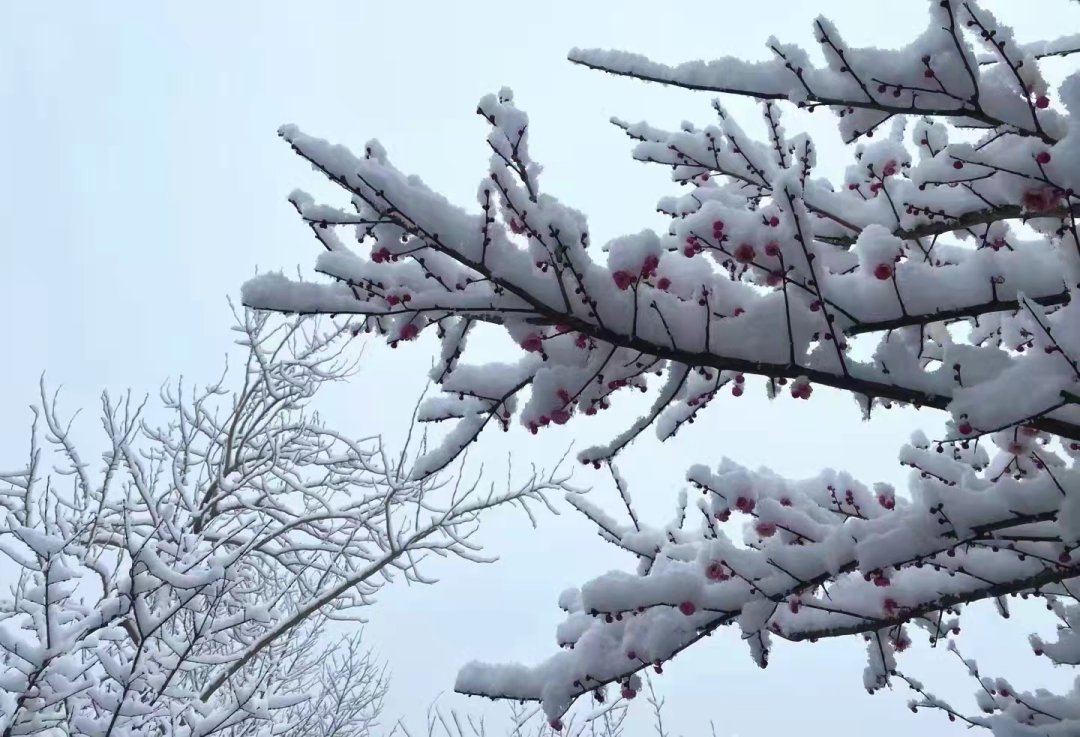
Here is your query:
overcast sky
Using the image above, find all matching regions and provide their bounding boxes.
[2,2,1076,735]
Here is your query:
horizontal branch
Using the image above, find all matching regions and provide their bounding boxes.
[846,288,1071,336]
[789,560,1077,641]
[456,507,1066,704]
[254,138,1080,444]
[566,50,1055,144]
[818,203,1080,248]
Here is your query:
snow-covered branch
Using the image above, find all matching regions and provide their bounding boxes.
[244,1,1080,733]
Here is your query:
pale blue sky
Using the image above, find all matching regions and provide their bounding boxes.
[1,2,1074,735]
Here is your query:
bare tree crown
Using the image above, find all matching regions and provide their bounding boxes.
[243,1,1080,733]
[0,309,564,736]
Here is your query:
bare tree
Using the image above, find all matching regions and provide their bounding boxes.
[242,1,1080,734]
[393,688,631,737]
[0,307,569,736]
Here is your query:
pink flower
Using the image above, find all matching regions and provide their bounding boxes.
[755,521,777,537]
[521,334,544,353]
[705,561,729,581]
[733,243,755,263]
[1023,187,1064,213]
[612,270,635,290]
[399,323,419,341]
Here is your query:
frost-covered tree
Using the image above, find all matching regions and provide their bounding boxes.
[0,308,565,736]
[243,1,1080,734]
[396,691,629,737]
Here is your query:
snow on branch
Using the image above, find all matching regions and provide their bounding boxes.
[246,1,1080,733]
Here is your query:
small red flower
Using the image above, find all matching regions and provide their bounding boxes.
[551,409,571,425]
[755,521,777,537]
[521,334,544,353]
[733,243,756,263]
[873,263,894,280]
[735,496,755,513]
[1023,187,1064,213]
[678,601,697,616]
[705,561,729,581]
[612,270,635,290]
